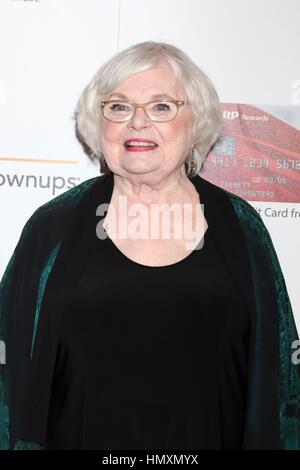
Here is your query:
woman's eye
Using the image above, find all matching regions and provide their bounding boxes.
[155,103,171,111]
[110,103,129,112]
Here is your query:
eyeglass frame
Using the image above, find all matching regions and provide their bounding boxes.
[100,99,191,123]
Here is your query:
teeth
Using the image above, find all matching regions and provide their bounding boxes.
[126,142,157,147]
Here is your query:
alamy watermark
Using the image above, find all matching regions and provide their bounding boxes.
[95,196,207,251]
[291,80,300,105]
[291,339,300,365]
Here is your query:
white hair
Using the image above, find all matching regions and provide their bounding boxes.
[74,41,224,176]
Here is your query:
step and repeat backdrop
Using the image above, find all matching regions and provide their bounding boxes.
[0,0,299,330]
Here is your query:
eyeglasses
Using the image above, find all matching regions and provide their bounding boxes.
[100,99,190,123]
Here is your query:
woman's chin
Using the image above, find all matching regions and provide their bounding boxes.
[121,159,160,174]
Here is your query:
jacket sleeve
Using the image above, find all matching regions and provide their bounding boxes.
[0,177,99,450]
[229,195,300,449]
[0,211,48,450]
[0,209,55,450]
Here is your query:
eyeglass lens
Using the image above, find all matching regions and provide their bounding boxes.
[103,101,178,121]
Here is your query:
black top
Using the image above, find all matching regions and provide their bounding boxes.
[12,171,299,451]
[40,215,250,450]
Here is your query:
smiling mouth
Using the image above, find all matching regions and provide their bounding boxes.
[124,142,159,152]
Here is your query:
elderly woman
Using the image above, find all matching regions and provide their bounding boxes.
[0,41,299,451]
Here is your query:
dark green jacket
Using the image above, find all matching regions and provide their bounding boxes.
[0,172,299,450]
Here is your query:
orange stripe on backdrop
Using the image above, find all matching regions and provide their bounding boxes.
[0,157,78,164]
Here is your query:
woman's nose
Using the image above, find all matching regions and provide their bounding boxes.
[127,106,151,130]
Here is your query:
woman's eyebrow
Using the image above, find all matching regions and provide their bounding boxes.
[107,92,175,100]
[107,93,128,99]
[151,93,175,100]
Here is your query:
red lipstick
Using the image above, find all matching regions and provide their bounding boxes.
[124,138,158,152]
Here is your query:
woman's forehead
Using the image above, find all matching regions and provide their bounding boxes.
[109,66,185,99]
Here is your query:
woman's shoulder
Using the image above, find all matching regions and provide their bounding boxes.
[17,176,104,251]
[196,174,265,233]
[197,174,275,256]
[224,189,269,238]
[28,175,102,224]
[219,185,282,276]
[35,175,102,219]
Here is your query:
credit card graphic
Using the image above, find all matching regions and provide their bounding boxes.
[201,104,300,202]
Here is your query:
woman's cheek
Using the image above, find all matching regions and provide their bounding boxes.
[102,124,119,145]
